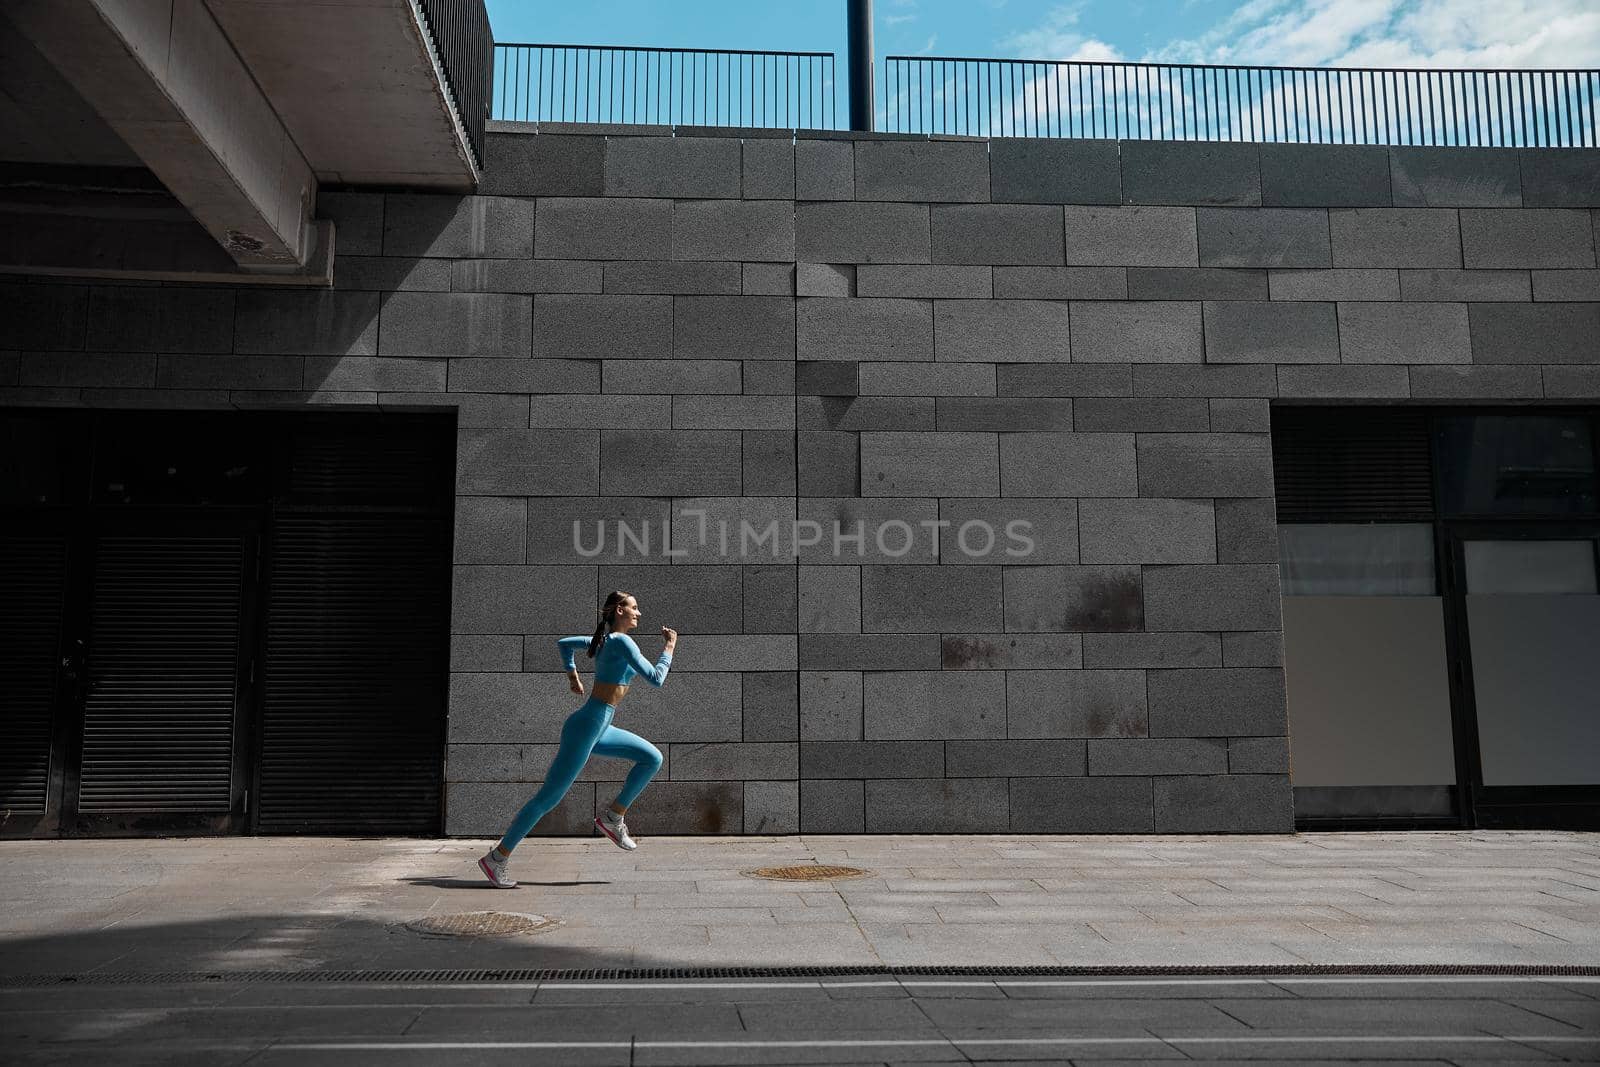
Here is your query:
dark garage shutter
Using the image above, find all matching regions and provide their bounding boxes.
[77,534,244,813]
[1272,408,1435,521]
[0,532,68,816]
[255,514,449,834]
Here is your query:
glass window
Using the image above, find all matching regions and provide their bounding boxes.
[1436,415,1597,516]
[1464,540,1598,595]
[1279,523,1437,596]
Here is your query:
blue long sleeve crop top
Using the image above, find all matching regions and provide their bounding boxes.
[558,632,672,687]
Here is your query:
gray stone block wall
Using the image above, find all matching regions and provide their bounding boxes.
[7,129,1597,836]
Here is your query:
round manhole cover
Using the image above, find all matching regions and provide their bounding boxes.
[406,912,557,938]
[746,864,871,881]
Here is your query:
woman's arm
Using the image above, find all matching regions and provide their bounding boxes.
[557,635,588,695]
[618,629,675,687]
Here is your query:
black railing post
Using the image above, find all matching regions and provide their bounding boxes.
[848,0,874,130]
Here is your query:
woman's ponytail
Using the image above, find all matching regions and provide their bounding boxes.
[586,590,630,658]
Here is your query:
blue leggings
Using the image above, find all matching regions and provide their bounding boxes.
[499,699,662,853]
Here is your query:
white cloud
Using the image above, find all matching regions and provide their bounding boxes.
[1000,3,1126,61]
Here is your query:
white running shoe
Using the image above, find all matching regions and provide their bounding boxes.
[477,850,516,889]
[595,811,638,851]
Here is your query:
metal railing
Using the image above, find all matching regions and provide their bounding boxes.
[884,57,1600,147]
[493,44,839,128]
[415,0,492,167]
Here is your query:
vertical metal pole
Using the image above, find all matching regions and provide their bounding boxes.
[848,0,874,130]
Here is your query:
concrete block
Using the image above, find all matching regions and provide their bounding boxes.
[534,294,670,360]
[1399,268,1530,301]
[1533,269,1600,301]
[1122,141,1260,206]
[604,135,740,197]
[866,778,1010,832]
[934,300,1071,363]
[857,265,992,298]
[450,635,522,673]
[861,564,1002,631]
[81,388,233,408]
[1148,667,1287,737]
[744,779,798,834]
[946,739,1086,776]
[1204,301,1339,363]
[1268,268,1400,301]
[1071,301,1202,364]
[742,262,795,295]
[797,431,859,495]
[1544,366,1600,396]
[480,133,604,196]
[1278,365,1411,398]
[449,356,597,393]
[797,202,930,263]
[1011,776,1153,831]
[1090,737,1227,775]
[998,363,1131,397]
[742,138,795,199]
[795,139,853,200]
[861,431,998,495]
[451,259,604,294]
[743,430,796,495]
[799,566,861,633]
[382,195,535,258]
[1410,365,1544,399]
[1155,774,1292,832]
[661,497,795,564]
[1338,301,1473,365]
[1001,432,1136,497]
[1209,397,1272,432]
[939,497,1079,565]
[445,781,594,836]
[1003,565,1143,633]
[602,261,742,295]
[797,497,937,564]
[796,361,860,396]
[86,287,234,353]
[335,256,452,291]
[794,263,852,297]
[595,564,743,636]
[994,266,1127,299]
[1127,268,1267,301]
[799,634,942,670]
[799,671,862,740]
[1197,208,1329,268]
[861,362,995,396]
[0,284,86,351]
[600,429,742,494]
[234,291,377,355]
[800,778,863,831]
[1330,208,1461,267]
[675,295,795,360]
[669,742,795,781]
[855,139,989,202]
[864,671,1006,740]
[801,740,943,778]
[1143,564,1282,631]
[1229,736,1290,774]
[456,429,599,494]
[451,565,594,634]
[1390,147,1521,207]
[527,394,669,429]
[744,361,796,395]
[605,359,739,394]
[156,354,301,390]
[1064,207,1197,267]
[1215,497,1278,564]
[672,395,794,430]
[626,782,743,835]
[316,191,383,253]
[1007,669,1148,739]
[798,298,933,361]
[1223,630,1284,668]
[640,634,795,671]
[990,138,1120,204]
[1520,148,1600,207]
[526,497,670,566]
[18,352,154,389]
[671,199,795,262]
[1083,632,1221,669]
[1469,303,1600,364]
[454,497,526,564]
[1461,209,1595,268]
[388,392,523,428]
[1080,499,1217,564]
[931,205,1064,265]
[1261,144,1391,207]
[535,197,670,260]
[941,633,1082,670]
[743,564,797,635]
[1136,432,1273,496]
[1132,367,1280,399]
[380,292,532,357]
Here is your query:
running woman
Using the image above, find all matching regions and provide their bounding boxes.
[478,590,676,889]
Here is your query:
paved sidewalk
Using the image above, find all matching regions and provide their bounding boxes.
[2,831,1597,977]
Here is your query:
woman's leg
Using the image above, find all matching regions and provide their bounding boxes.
[496,705,606,855]
[591,724,663,813]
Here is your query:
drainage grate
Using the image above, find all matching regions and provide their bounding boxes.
[747,864,871,881]
[405,912,556,938]
[7,964,1595,988]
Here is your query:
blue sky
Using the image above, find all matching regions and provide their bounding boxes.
[487,1,1600,69]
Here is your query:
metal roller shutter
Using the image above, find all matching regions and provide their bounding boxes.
[0,532,67,817]
[1271,407,1435,521]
